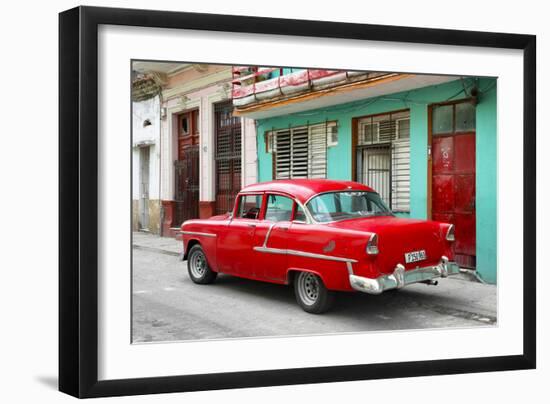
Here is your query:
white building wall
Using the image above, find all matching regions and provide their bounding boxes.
[132,95,161,201]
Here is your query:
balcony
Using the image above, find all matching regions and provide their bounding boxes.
[231,66,457,119]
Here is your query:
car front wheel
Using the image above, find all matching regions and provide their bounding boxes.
[294,271,334,314]
[187,244,217,284]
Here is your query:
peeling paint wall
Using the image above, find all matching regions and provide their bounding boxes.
[132,95,161,234]
[159,65,256,203]
[159,76,232,203]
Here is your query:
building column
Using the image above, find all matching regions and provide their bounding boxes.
[475,79,497,283]
[242,117,258,187]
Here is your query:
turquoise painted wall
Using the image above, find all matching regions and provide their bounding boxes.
[475,78,497,283]
[256,78,497,283]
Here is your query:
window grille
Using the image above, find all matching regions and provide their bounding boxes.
[357,111,410,212]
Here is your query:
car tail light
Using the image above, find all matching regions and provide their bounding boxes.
[446,225,455,242]
[366,233,379,255]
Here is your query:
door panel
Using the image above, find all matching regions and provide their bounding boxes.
[253,222,289,281]
[432,136,454,173]
[217,194,263,275]
[217,219,257,275]
[454,174,475,212]
[454,134,476,173]
[431,129,476,268]
[174,146,199,225]
[174,109,200,225]
[432,174,454,213]
[454,213,476,256]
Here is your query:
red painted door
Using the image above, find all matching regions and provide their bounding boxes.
[432,128,476,268]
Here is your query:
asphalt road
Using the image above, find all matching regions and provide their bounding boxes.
[132,247,497,343]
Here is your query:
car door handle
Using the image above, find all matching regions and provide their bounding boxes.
[279,226,289,231]
[247,223,256,228]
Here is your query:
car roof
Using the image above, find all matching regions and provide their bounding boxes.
[240,179,375,204]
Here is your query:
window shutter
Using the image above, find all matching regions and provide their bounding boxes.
[378,119,395,143]
[272,122,333,180]
[275,129,291,179]
[291,127,309,178]
[308,123,328,178]
[392,140,410,211]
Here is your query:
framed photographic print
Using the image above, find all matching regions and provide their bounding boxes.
[59,6,536,398]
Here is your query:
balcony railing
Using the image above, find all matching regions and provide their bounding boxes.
[232,67,386,108]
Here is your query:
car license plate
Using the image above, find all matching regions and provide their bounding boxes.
[404,250,426,263]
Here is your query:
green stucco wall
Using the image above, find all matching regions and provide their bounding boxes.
[256,78,497,283]
[475,78,497,283]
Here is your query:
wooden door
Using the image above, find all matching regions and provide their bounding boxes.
[214,101,241,215]
[174,110,200,225]
[430,100,476,268]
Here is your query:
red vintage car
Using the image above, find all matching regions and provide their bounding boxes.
[181,179,459,313]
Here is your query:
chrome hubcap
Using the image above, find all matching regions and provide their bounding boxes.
[190,251,206,278]
[297,272,320,305]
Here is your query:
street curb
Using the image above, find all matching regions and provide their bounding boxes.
[132,244,181,257]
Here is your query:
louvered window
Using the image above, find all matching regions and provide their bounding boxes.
[356,111,410,212]
[268,122,335,180]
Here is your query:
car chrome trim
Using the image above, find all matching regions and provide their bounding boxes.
[253,246,357,263]
[293,198,315,224]
[180,231,217,238]
[349,256,460,295]
[261,222,277,247]
[446,224,455,241]
[366,233,379,255]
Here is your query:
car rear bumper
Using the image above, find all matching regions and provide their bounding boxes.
[349,256,460,295]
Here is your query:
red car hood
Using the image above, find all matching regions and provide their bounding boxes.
[328,216,448,273]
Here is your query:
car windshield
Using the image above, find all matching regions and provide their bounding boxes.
[306,191,393,223]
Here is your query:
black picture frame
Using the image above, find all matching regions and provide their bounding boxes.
[59,6,536,398]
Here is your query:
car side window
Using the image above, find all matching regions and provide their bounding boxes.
[237,195,262,219]
[294,204,307,223]
[265,194,294,222]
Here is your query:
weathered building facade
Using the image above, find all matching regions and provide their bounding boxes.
[131,63,257,236]
[131,73,162,234]
[232,68,497,283]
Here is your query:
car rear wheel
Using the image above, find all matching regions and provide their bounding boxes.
[187,244,217,284]
[294,272,334,314]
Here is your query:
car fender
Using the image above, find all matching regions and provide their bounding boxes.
[286,267,352,292]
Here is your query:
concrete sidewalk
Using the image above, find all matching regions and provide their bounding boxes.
[133,232,182,256]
